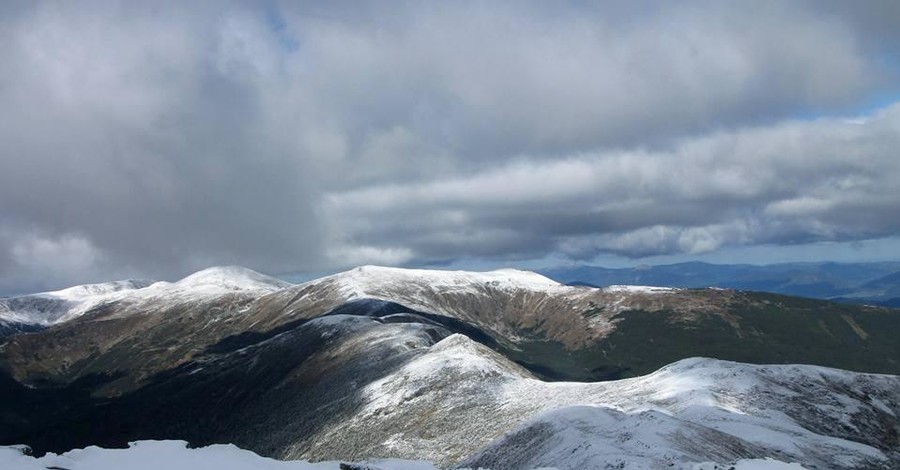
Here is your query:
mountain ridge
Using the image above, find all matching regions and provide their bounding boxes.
[1,265,898,468]
[541,261,900,304]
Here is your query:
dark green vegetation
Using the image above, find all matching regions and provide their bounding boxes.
[593,292,900,378]
[502,291,900,381]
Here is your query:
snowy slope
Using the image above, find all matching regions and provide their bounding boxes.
[1,314,896,468]
[0,279,155,326]
[168,266,293,293]
[604,284,679,294]
[342,334,898,469]
[0,266,292,327]
[283,265,683,348]
[308,265,562,298]
[304,263,686,297]
[124,266,293,308]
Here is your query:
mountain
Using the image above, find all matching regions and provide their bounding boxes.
[0,266,292,338]
[2,350,897,469]
[1,265,898,469]
[541,261,900,302]
[0,279,155,332]
[834,271,900,306]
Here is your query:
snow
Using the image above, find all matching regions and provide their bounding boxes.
[45,279,155,301]
[173,266,293,292]
[0,280,153,326]
[0,440,811,470]
[694,459,808,469]
[310,265,562,299]
[2,345,895,468]
[603,284,678,294]
[2,266,897,469]
[355,333,894,469]
[0,266,293,327]
[362,333,528,414]
[0,440,437,470]
[461,402,818,469]
[487,355,893,467]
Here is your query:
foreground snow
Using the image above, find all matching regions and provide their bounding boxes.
[0,440,808,470]
[1,337,891,468]
[0,440,437,470]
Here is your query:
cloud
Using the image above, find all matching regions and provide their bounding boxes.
[325,104,900,261]
[0,1,324,292]
[0,1,899,292]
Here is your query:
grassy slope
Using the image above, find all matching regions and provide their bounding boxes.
[507,291,900,381]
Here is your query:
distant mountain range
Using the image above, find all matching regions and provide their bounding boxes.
[1,266,898,469]
[542,261,900,307]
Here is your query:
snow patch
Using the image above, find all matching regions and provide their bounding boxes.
[604,284,678,294]
[694,458,808,469]
[362,334,527,415]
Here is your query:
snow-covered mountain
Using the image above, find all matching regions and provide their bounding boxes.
[0,279,155,327]
[1,265,898,469]
[0,266,291,330]
[168,265,294,293]
[309,265,564,296]
[289,330,895,468]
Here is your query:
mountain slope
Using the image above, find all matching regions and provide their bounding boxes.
[3,319,897,468]
[266,266,900,379]
[0,266,294,393]
[839,271,900,303]
[2,265,898,393]
[5,326,896,468]
[0,266,898,469]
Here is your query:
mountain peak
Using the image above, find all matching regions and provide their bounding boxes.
[36,279,156,301]
[174,266,293,292]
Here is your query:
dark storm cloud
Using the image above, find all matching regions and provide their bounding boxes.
[1,1,899,293]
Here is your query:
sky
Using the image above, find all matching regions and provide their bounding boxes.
[2,0,900,294]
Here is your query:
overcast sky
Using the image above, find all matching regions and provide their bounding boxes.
[2,0,900,293]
